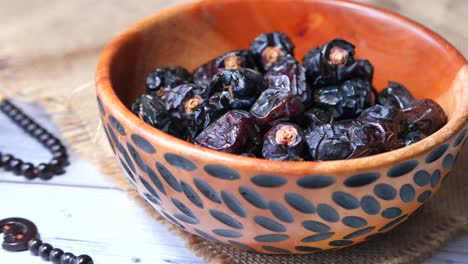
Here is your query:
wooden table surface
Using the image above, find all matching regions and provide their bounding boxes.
[0,102,467,264]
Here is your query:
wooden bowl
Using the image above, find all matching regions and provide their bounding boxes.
[96,0,468,254]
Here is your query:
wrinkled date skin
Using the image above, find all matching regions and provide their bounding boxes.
[357,105,406,151]
[303,39,357,88]
[265,55,310,104]
[403,99,447,138]
[377,82,415,109]
[305,120,375,161]
[210,68,266,110]
[192,50,258,89]
[313,79,374,120]
[338,59,374,84]
[250,89,304,126]
[162,84,207,115]
[262,123,305,161]
[131,94,183,137]
[146,66,192,96]
[250,31,295,71]
[187,93,231,140]
[300,108,333,131]
[194,110,261,154]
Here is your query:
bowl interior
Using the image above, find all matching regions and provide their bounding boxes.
[109,0,466,120]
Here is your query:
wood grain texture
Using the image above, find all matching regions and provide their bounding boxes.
[0,184,204,264]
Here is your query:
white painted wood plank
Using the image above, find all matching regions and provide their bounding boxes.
[0,100,116,188]
[0,159,118,189]
[0,182,204,264]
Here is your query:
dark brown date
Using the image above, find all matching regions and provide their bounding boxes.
[357,105,406,151]
[377,82,415,109]
[210,68,266,110]
[250,89,304,126]
[194,110,260,154]
[305,120,376,161]
[265,54,310,104]
[131,94,183,137]
[250,32,295,71]
[313,79,374,120]
[303,39,356,88]
[300,108,333,131]
[402,99,447,137]
[162,84,207,119]
[192,50,258,88]
[187,92,231,140]
[146,66,192,96]
[262,123,305,161]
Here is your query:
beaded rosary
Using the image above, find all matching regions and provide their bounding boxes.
[0,95,94,264]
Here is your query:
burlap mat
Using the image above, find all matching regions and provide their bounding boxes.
[1,1,467,263]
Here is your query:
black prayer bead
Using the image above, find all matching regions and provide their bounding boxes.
[28,239,43,255]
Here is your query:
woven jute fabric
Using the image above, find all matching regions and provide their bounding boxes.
[1,1,467,263]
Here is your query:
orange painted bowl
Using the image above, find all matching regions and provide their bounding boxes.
[96,0,468,254]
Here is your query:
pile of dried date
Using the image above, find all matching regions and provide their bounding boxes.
[131,32,447,161]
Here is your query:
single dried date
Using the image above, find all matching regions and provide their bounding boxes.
[250,89,304,126]
[377,82,415,109]
[131,94,183,137]
[300,108,333,131]
[187,92,231,140]
[206,91,232,114]
[357,105,406,151]
[305,120,376,161]
[250,32,295,71]
[194,110,260,154]
[402,99,447,137]
[313,79,374,120]
[303,39,356,88]
[337,59,374,84]
[146,66,192,96]
[210,68,266,110]
[192,50,258,88]
[265,54,310,104]
[262,123,305,161]
[162,84,207,120]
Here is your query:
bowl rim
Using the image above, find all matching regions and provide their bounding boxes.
[96,0,468,175]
